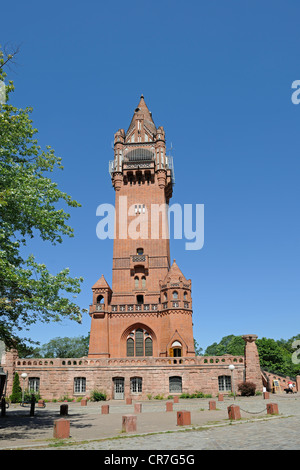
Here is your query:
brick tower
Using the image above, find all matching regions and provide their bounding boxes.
[88,95,195,359]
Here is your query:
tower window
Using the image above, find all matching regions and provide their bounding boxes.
[96,295,104,304]
[172,291,178,299]
[137,295,144,304]
[134,276,139,288]
[126,329,153,357]
[141,276,146,288]
[137,248,144,255]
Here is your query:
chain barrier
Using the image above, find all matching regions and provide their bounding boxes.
[227,403,267,414]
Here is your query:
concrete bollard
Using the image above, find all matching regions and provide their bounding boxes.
[166,401,173,412]
[173,396,179,403]
[227,405,241,420]
[134,403,142,413]
[218,394,224,401]
[209,400,216,410]
[263,392,270,399]
[53,418,70,439]
[177,410,191,426]
[81,398,87,406]
[122,414,137,432]
[101,404,109,414]
[126,398,132,405]
[60,404,69,416]
[266,403,279,415]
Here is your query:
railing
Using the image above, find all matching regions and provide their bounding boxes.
[112,304,158,313]
[15,355,245,368]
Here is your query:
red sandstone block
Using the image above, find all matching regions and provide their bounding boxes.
[134,403,142,413]
[122,414,137,432]
[177,410,191,426]
[227,405,241,420]
[166,401,173,412]
[38,400,45,408]
[101,404,109,414]
[209,400,216,410]
[126,398,132,405]
[263,392,270,399]
[266,403,279,415]
[53,418,70,439]
[173,396,179,403]
[218,394,224,401]
[81,398,87,406]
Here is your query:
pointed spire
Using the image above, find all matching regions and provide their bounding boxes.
[164,259,188,283]
[92,274,111,290]
[126,94,156,138]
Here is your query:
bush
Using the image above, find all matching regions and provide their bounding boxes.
[238,381,256,396]
[90,389,107,401]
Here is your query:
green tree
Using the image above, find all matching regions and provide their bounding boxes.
[194,338,203,356]
[204,335,244,356]
[0,47,87,349]
[9,372,22,403]
[30,335,90,358]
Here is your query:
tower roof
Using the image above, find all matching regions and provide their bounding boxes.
[164,259,188,283]
[126,94,156,137]
[92,274,111,290]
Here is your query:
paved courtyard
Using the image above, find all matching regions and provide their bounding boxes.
[0,393,299,451]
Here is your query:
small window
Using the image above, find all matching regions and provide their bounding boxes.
[183,292,187,300]
[169,376,182,393]
[137,248,144,255]
[96,295,104,304]
[218,375,232,392]
[137,295,144,304]
[141,276,146,288]
[134,276,139,288]
[131,377,142,393]
[172,291,178,299]
[74,377,86,394]
[28,377,40,393]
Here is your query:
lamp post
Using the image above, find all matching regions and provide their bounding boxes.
[21,373,27,405]
[228,364,235,400]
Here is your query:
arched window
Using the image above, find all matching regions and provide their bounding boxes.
[126,329,153,357]
[96,295,104,304]
[137,248,144,255]
[172,291,178,299]
[183,292,187,300]
[141,276,146,288]
[127,337,134,356]
[169,376,182,393]
[134,276,139,288]
[164,292,167,301]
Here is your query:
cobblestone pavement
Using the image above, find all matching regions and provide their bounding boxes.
[0,394,299,450]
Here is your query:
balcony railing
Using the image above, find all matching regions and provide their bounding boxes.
[111,304,158,313]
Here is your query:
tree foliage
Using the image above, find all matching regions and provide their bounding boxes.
[0,47,87,349]
[29,335,90,358]
[203,334,300,379]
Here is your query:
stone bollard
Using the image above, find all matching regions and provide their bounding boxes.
[266,403,279,415]
[81,398,87,406]
[53,418,70,439]
[173,396,179,403]
[218,394,224,402]
[177,410,191,426]
[166,401,173,412]
[209,400,216,410]
[263,392,270,399]
[122,415,137,433]
[134,403,142,413]
[60,404,69,416]
[126,398,132,405]
[101,404,109,414]
[227,405,241,420]
[38,399,45,408]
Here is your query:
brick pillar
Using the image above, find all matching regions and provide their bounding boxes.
[242,334,262,392]
[296,376,300,392]
[1,349,18,397]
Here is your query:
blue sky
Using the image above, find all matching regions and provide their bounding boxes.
[2,0,299,352]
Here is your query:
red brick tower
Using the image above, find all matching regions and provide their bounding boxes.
[88,96,195,358]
